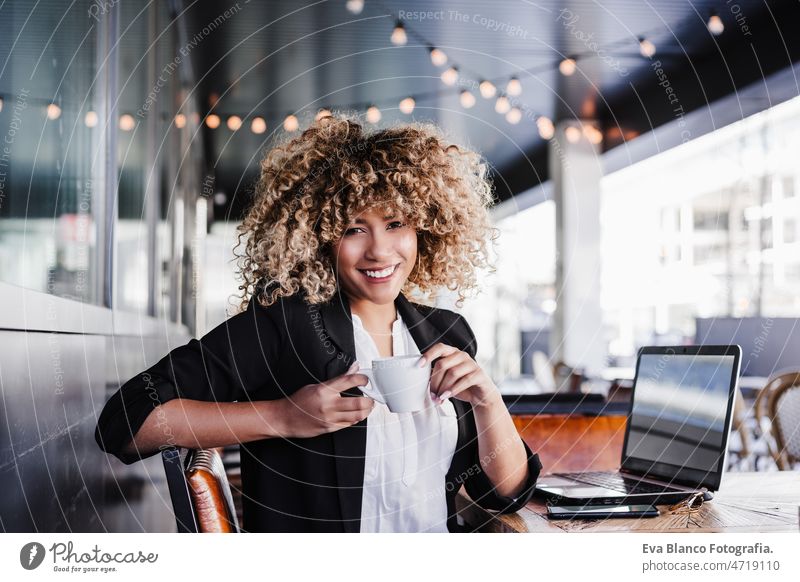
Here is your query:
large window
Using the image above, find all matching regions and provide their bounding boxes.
[0,0,100,304]
[602,96,800,362]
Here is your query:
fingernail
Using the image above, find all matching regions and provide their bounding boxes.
[439,391,452,402]
[348,361,359,372]
[417,357,427,367]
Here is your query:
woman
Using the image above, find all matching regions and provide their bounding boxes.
[95,114,542,532]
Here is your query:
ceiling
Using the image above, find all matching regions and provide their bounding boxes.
[180,0,800,217]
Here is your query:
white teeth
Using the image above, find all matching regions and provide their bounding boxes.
[363,265,397,278]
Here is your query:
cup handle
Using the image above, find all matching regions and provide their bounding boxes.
[358,369,385,405]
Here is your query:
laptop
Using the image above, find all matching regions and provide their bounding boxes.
[535,345,742,506]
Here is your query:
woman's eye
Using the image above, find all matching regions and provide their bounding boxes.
[388,221,404,229]
[344,227,363,236]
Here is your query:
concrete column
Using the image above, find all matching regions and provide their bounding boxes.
[549,121,606,375]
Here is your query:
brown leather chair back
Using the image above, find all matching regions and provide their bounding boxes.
[185,449,240,533]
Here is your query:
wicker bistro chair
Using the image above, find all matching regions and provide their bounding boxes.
[162,447,240,533]
[754,371,800,470]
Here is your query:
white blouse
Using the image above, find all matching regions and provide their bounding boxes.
[352,312,459,532]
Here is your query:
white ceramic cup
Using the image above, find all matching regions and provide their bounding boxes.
[359,354,432,413]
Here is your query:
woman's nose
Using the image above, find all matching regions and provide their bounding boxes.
[365,231,393,259]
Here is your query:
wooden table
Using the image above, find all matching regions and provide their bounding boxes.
[456,471,800,533]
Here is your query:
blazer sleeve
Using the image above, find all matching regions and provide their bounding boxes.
[453,313,543,513]
[94,287,286,464]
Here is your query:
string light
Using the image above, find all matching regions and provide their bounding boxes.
[459,90,476,109]
[46,103,61,120]
[565,125,582,143]
[506,77,522,96]
[505,107,522,124]
[399,97,415,115]
[536,116,555,140]
[429,47,447,67]
[559,57,577,76]
[206,114,221,129]
[174,113,186,128]
[366,105,381,123]
[479,80,496,98]
[345,0,364,15]
[583,124,603,144]
[391,21,407,45]
[227,115,242,130]
[283,114,299,132]
[251,117,267,134]
[440,66,458,86]
[495,96,511,114]
[707,10,724,35]
[84,111,98,128]
[315,108,332,121]
[119,114,135,131]
[639,37,656,58]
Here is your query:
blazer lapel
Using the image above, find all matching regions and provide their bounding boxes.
[317,290,364,532]
[395,293,445,353]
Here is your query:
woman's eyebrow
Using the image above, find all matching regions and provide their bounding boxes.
[352,214,397,224]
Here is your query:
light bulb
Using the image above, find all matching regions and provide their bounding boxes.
[459,90,476,109]
[707,12,724,35]
[391,21,407,46]
[565,125,581,143]
[205,114,221,129]
[251,117,267,134]
[46,103,61,120]
[119,114,135,131]
[366,105,381,123]
[495,96,511,114]
[536,116,555,140]
[174,113,186,128]
[429,48,447,67]
[399,97,415,115]
[440,67,458,86]
[506,107,522,124]
[639,37,656,58]
[84,111,98,128]
[559,58,577,76]
[315,108,332,121]
[479,80,496,99]
[283,114,299,132]
[506,77,522,96]
[583,124,603,144]
[346,0,364,15]
[227,115,242,130]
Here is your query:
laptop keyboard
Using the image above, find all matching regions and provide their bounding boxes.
[555,471,673,494]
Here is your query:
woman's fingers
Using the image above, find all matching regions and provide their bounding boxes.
[430,352,472,395]
[336,396,374,412]
[442,369,483,401]
[323,372,369,393]
[418,342,459,367]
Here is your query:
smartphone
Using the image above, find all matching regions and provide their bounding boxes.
[547,504,659,520]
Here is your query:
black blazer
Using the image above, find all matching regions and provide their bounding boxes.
[95,283,542,532]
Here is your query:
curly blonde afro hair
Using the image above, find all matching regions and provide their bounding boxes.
[235,113,498,310]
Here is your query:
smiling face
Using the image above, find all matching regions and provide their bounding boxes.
[331,206,418,309]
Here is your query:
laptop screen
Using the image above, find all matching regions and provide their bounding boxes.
[624,352,736,476]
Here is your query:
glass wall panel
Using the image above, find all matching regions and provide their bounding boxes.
[0,0,99,304]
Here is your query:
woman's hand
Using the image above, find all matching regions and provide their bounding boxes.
[274,362,374,438]
[420,343,501,408]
